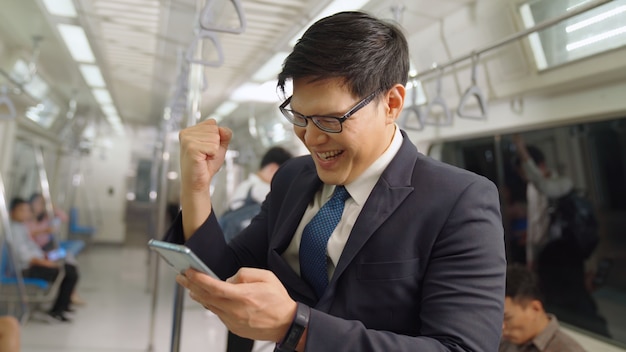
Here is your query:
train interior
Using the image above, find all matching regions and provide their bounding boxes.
[1,0,626,350]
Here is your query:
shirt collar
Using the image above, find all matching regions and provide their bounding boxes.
[531,314,560,351]
[339,124,403,206]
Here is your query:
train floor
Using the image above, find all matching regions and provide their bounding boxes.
[19,203,276,352]
[17,202,626,351]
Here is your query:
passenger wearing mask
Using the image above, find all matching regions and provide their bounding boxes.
[166,11,505,351]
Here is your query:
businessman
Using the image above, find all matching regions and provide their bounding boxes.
[166,11,505,352]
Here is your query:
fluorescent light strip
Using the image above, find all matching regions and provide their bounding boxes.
[566,5,626,33]
[288,0,370,46]
[57,24,96,63]
[41,0,77,17]
[92,88,113,104]
[252,52,289,82]
[215,101,239,116]
[567,25,626,51]
[230,80,281,103]
[520,4,548,70]
[79,64,106,87]
[101,104,118,117]
[567,0,593,12]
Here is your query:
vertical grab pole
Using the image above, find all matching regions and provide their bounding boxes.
[33,145,55,224]
[147,121,173,352]
[0,173,30,323]
[169,0,206,350]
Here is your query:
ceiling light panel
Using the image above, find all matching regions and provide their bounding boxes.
[57,24,96,63]
[92,88,113,104]
[41,0,78,17]
[96,0,160,14]
[93,0,161,93]
[79,64,106,87]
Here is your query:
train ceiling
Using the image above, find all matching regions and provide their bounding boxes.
[0,0,475,130]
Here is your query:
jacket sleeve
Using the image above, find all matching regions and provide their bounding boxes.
[303,178,506,352]
[163,204,270,280]
[522,159,573,198]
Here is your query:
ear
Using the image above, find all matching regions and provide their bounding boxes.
[529,299,544,314]
[384,84,405,123]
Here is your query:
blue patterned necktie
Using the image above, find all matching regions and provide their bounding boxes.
[299,186,350,298]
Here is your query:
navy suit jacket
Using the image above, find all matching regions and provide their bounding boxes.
[165,131,506,351]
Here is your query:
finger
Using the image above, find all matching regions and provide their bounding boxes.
[186,269,241,298]
[176,274,190,289]
[229,267,275,284]
[218,126,233,148]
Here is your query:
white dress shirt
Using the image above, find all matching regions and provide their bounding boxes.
[522,159,573,264]
[282,125,403,279]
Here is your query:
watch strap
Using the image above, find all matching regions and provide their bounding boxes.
[276,302,310,352]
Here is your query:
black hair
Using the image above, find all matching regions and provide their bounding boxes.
[29,193,42,203]
[526,145,545,165]
[260,146,293,169]
[28,192,47,221]
[506,264,544,305]
[9,197,28,212]
[278,11,409,100]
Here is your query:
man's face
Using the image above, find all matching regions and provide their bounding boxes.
[502,297,541,345]
[11,203,33,223]
[289,78,399,185]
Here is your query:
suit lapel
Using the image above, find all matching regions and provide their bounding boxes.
[318,133,418,309]
[268,159,321,304]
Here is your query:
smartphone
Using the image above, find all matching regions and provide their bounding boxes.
[47,247,67,261]
[147,239,220,279]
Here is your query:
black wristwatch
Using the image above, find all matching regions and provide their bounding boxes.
[276,302,310,352]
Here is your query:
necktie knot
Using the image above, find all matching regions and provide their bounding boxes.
[332,186,350,203]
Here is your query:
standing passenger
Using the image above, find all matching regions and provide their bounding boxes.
[167,11,505,351]
[220,146,292,352]
[512,135,609,337]
[220,146,293,243]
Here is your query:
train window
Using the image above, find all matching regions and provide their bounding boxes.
[9,59,50,100]
[434,116,626,346]
[7,59,62,128]
[519,0,626,70]
[25,98,60,129]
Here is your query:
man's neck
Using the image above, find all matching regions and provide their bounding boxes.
[534,313,551,338]
[257,166,275,184]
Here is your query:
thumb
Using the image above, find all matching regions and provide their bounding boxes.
[219,126,233,149]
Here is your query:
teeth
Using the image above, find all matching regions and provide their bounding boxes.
[317,150,342,160]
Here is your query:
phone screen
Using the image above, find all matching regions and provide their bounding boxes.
[47,248,67,261]
[147,239,220,279]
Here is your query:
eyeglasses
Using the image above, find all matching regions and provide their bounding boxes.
[279,91,378,133]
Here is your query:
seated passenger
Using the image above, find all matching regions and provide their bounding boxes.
[28,193,70,251]
[8,198,79,322]
[28,193,86,306]
[0,315,20,352]
[500,264,586,352]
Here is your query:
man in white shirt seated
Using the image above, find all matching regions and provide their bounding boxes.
[8,198,79,322]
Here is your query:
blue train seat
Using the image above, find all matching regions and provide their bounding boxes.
[68,207,95,239]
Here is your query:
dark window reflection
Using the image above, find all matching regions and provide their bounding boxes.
[435,116,626,344]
